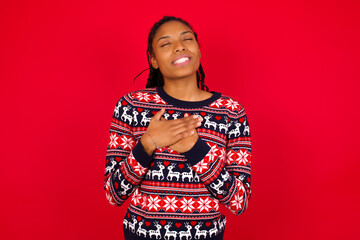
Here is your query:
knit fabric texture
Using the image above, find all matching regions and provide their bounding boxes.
[104,85,252,240]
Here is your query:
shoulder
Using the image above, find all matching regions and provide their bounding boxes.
[116,87,158,104]
[211,93,246,115]
[111,88,159,119]
[125,87,157,100]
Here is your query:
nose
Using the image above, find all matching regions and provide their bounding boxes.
[175,47,185,52]
[174,41,186,53]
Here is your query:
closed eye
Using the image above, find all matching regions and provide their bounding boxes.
[161,38,193,47]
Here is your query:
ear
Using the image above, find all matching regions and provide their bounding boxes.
[151,55,159,69]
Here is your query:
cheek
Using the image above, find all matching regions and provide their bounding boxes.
[192,48,201,64]
[190,45,201,59]
[155,50,171,66]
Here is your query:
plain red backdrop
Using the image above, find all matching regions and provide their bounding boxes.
[1,0,359,239]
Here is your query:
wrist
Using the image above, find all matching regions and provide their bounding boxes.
[182,138,211,166]
[141,133,157,156]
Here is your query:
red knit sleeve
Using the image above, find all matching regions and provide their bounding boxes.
[182,106,252,215]
[104,94,154,207]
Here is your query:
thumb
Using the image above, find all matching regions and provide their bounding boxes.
[154,108,165,121]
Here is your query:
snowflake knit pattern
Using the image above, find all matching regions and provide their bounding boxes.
[104,85,252,240]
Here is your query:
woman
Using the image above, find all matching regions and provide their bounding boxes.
[104,16,252,240]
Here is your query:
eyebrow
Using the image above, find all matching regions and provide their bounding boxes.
[156,31,193,43]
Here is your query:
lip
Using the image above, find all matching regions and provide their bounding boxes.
[172,54,192,65]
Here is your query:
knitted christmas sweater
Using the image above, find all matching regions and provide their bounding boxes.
[104,85,252,240]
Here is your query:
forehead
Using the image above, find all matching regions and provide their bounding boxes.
[154,21,193,39]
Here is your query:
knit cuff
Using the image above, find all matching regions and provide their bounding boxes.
[132,139,154,168]
[181,137,211,166]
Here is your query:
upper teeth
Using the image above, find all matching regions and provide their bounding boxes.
[174,57,189,64]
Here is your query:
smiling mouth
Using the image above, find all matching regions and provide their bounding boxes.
[173,57,191,65]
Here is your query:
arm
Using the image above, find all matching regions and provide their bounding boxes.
[182,106,252,215]
[104,95,155,207]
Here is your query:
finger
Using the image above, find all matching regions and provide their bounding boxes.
[172,115,202,129]
[181,130,195,139]
[186,114,202,122]
[166,114,203,131]
[171,122,198,135]
[174,130,193,142]
[153,108,165,121]
[173,114,200,126]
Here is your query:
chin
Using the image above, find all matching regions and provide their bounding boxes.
[172,73,196,80]
[173,68,197,78]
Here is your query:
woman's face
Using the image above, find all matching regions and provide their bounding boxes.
[151,20,201,81]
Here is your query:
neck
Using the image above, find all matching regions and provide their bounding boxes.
[163,73,204,101]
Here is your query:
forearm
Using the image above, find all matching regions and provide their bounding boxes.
[182,139,234,198]
[181,138,251,215]
[140,133,157,156]
[104,94,156,206]
[105,139,154,206]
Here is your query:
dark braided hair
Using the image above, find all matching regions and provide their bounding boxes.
[133,16,209,92]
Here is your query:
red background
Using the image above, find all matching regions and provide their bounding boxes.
[1,0,359,239]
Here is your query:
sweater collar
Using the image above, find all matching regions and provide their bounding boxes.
[156,85,221,108]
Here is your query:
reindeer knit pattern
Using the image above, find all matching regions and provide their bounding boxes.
[104,86,252,240]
